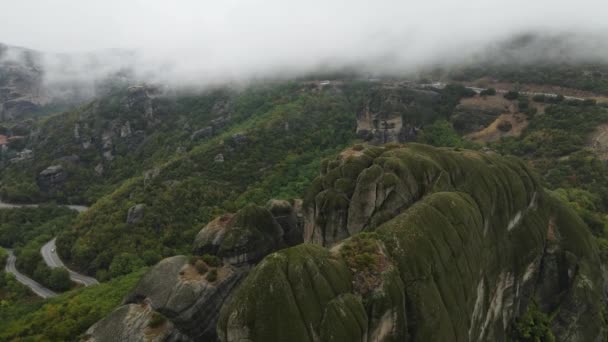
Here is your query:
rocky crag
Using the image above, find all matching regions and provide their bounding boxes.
[87,144,607,342]
[221,144,606,342]
[85,200,303,341]
[355,85,440,145]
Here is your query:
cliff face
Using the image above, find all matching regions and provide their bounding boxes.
[218,144,606,342]
[355,86,440,145]
[0,44,46,121]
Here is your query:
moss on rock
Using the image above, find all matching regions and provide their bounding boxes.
[219,144,606,342]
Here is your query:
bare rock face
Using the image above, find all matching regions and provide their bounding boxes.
[121,255,247,341]
[266,199,304,246]
[0,44,45,121]
[355,86,439,145]
[37,165,68,191]
[219,144,607,342]
[193,205,285,266]
[83,302,189,342]
[126,204,146,225]
[190,126,213,141]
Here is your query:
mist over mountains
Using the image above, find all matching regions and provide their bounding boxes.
[2,1,608,120]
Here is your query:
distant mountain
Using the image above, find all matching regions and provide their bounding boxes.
[0,43,136,121]
[0,43,46,121]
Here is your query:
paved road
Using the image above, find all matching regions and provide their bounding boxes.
[41,238,99,286]
[0,201,88,212]
[4,249,57,298]
[0,200,99,287]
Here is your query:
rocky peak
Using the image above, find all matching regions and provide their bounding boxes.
[355,86,439,145]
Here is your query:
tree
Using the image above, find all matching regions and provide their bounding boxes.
[109,253,145,278]
[48,268,71,291]
[480,88,496,96]
[504,91,519,100]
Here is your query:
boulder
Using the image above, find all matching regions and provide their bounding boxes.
[82,302,189,342]
[191,126,213,141]
[266,199,303,246]
[122,255,246,341]
[37,165,67,191]
[126,204,145,225]
[210,115,230,130]
[229,133,247,146]
[193,205,284,266]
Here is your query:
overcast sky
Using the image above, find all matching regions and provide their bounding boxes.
[1,0,608,85]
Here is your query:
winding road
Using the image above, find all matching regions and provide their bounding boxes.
[40,238,99,286]
[1,201,98,297]
[4,249,57,298]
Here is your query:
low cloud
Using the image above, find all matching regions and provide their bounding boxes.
[1,0,608,90]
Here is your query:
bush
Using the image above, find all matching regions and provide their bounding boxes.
[584,99,597,106]
[194,260,208,274]
[498,121,513,132]
[518,99,529,110]
[511,303,555,342]
[206,269,218,282]
[148,311,166,328]
[532,94,546,103]
[201,254,221,267]
[108,253,145,278]
[480,88,496,96]
[526,107,538,118]
[48,268,71,291]
[504,91,520,100]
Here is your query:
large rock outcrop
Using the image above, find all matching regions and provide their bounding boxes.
[0,44,45,121]
[37,164,68,191]
[218,144,607,342]
[356,86,439,145]
[83,302,190,342]
[86,256,246,342]
[85,144,606,342]
[193,204,289,266]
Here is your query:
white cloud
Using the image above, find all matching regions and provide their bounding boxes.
[1,0,608,87]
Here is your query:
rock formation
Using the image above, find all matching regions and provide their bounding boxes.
[355,86,439,145]
[86,144,607,342]
[193,205,288,266]
[37,165,68,191]
[218,144,606,342]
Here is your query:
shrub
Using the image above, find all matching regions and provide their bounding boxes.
[511,303,555,342]
[498,121,513,132]
[532,94,546,103]
[194,260,208,274]
[148,311,166,328]
[526,107,538,118]
[202,254,221,267]
[480,88,496,96]
[583,99,597,106]
[518,99,529,110]
[48,268,71,292]
[504,91,519,100]
[206,269,218,282]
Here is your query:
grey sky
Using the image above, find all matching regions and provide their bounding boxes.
[1,0,608,85]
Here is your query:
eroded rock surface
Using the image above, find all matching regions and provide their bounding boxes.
[193,205,286,266]
[83,302,190,342]
[121,256,246,341]
[219,144,606,342]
